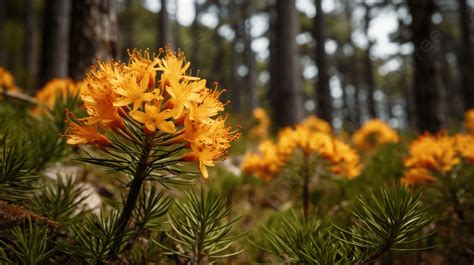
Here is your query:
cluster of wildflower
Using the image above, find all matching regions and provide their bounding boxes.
[242,116,361,180]
[65,49,239,178]
[352,119,399,150]
[0,67,19,93]
[249,107,270,139]
[464,108,474,134]
[33,79,83,115]
[401,132,474,186]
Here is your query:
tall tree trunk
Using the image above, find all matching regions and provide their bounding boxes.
[407,0,447,132]
[39,0,71,86]
[269,0,304,128]
[344,0,361,129]
[23,0,36,92]
[243,0,257,111]
[157,0,174,50]
[314,0,332,123]
[0,0,5,66]
[363,3,377,118]
[230,0,244,113]
[457,0,474,111]
[121,0,134,59]
[69,0,118,81]
[211,0,225,85]
[191,0,201,69]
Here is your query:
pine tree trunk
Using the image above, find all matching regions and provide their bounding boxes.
[230,0,244,113]
[243,0,257,112]
[191,0,201,69]
[457,0,474,110]
[344,0,361,129]
[0,0,5,66]
[157,0,174,50]
[363,3,377,119]
[120,0,134,59]
[69,0,118,81]
[407,0,447,132]
[269,0,304,128]
[314,0,332,123]
[39,0,71,86]
[23,0,36,92]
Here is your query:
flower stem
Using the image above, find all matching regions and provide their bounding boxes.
[110,136,152,258]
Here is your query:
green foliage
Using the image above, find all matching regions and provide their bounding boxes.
[335,186,435,263]
[261,186,435,264]
[261,211,347,264]
[68,211,129,263]
[0,219,55,265]
[0,133,38,202]
[154,189,243,264]
[32,175,89,223]
[133,184,173,230]
[77,116,195,187]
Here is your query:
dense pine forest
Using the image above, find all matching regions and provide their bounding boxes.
[0,0,473,264]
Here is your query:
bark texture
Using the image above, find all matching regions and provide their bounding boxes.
[314,0,332,123]
[39,0,71,86]
[407,0,447,132]
[269,0,304,128]
[69,0,118,80]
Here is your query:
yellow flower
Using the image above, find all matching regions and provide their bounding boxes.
[454,134,474,164]
[250,107,270,139]
[65,116,111,146]
[188,88,225,124]
[157,49,199,88]
[113,73,154,110]
[129,103,175,133]
[241,140,282,181]
[352,119,399,150]
[65,49,238,179]
[126,49,160,87]
[166,77,206,119]
[401,168,435,186]
[0,67,17,92]
[464,108,474,135]
[182,117,239,178]
[33,79,79,115]
[404,133,459,172]
[276,124,361,179]
[299,115,332,134]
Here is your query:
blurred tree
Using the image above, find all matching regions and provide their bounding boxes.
[269,0,304,128]
[0,0,5,66]
[68,0,118,80]
[313,0,332,123]
[191,0,202,69]
[362,2,377,119]
[39,0,71,87]
[407,0,447,132]
[23,0,36,92]
[243,0,257,112]
[121,0,134,59]
[344,0,361,129]
[157,0,174,49]
[230,0,244,113]
[457,0,474,110]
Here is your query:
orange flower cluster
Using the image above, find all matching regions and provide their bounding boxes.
[352,119,399,150]
[65,49,239,178]
[464,108,474,135]
[402,132,474,186]
[242,116,361,180]
[250,108,270,139]
[0,67,18,93]
[33,79,82,115]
